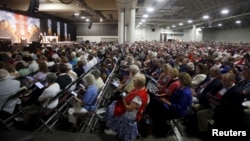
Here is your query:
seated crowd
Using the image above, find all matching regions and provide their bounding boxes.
[0,42,117,131]
[1,41,250,140]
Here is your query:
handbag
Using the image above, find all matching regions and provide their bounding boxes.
[113,100,126,116]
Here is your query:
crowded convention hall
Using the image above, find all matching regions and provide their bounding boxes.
[0,0,250,141]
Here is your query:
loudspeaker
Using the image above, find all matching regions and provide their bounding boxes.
[28,0,39,13]
[152,28,155,32]
[88,22,92,29]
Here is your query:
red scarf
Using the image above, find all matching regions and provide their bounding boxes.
[114,88,148,121]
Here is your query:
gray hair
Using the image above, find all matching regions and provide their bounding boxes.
[187,62,195,70]
[210,66,221,75]
[129,64,140,74]
[55,57,61,63]
[81,59,88,65]
[0,69,10,80]
[134,73,146,88]
[83,74,96,85]
[91,69,101,79]
[46,72,58,84]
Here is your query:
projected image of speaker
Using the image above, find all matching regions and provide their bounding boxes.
[88,22,92,29]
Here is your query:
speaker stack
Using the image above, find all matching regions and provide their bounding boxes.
[28,0,39,13]
[88,22,92,29]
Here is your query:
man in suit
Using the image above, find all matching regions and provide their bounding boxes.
[196,72,244,133]
[194,66,222,133]
[236,65,250,127]
[194,66,223,111]
[212,73,245,130]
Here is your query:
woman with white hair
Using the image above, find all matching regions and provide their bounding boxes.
[68,74,98,131]
[122,64,140,93]
[91,69,104,91]
[105,73,149,141]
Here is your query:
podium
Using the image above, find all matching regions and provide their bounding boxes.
[43,36,58,43]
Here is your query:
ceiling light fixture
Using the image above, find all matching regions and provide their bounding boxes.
[143,14,148,18]
[74,13,79,16]
[221,9,229,14]
[147,7,154,12]
[203,15,209,19]
[235,20,241,24]
[141,19,146,22]
[188,20,193,23]
[218,23,222,26]
[81,16,85,19]
[100,18,103,22]
[179,23,183,26]
[172,25,176,28]
[86,19,89,22]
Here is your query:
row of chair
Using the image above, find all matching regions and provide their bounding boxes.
[0,87,27,130]
[78,61,118,133]
[0,58,104,132]
[36,58,106,133]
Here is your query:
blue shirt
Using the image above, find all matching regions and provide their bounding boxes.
[164,87,192,118]
[82,84,98,112]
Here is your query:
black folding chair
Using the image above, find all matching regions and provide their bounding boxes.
[0,87,27,130]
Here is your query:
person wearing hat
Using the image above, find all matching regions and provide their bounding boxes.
[0,69,20,116]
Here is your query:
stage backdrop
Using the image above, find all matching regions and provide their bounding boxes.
[0,10,40,43]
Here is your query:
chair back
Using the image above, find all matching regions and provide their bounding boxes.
[0,87,27,112]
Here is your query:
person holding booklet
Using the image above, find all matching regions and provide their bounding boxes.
[68,74,98,132]
[14,73,60,130]
[38,73,60,109]
[104,73,149,141]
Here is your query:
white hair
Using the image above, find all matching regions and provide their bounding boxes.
[0,69,10,80]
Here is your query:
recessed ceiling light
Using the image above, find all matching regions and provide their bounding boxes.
[172,25,176,28]
[143,14,148,18]
[139,22,142,25]
[218,23,222,26]
[179,23,183,26]
[74,13,79,16]
[81,16,85,19]
[188,20,193,23]
[141,19,146,22]
[147,7,154,12]
[100,18,103,22]
[86,19,89,22]
[203,15,209,19]
[236,20,241,24]
[221,9,229,14]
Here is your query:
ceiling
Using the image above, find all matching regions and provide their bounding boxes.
[136,0,250,30]
[1,0,250,29]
